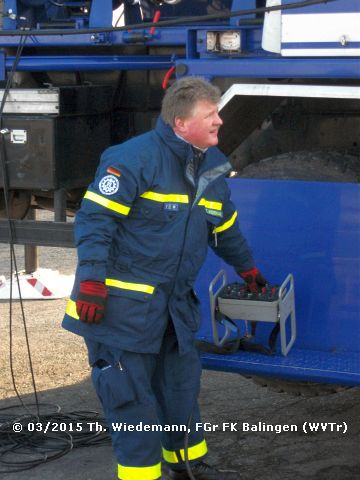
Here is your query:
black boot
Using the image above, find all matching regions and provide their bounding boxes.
[164,461,239,479]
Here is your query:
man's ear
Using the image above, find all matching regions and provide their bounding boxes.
[174,116,187,135]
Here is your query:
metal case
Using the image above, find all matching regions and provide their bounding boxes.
[0,86,113,190]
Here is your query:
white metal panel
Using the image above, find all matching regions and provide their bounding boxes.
[262,0,281,54]
[282,13,360,43]
[219,84,360,110]
[0,89,59,114]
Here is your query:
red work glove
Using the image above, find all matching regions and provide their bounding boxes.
[76,281,108,324]
[240,267,267,293]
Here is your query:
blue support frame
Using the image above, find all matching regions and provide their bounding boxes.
[4,54,173,72]
[0,28,188,47]
[0,30,358,81]
[175,57,360,80]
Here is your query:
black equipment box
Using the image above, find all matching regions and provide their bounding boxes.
[0,86,113,190]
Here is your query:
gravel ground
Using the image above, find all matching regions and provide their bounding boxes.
[0,216,359,480]
[0,218,83,398]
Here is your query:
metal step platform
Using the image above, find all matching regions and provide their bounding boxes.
[198,346,360,387]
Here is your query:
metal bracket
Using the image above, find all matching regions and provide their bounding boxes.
[209,269,231,346]
[10,129,27,144]
[0,219,75,247]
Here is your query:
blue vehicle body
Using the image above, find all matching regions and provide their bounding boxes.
[0,0,359,385]
[197,179,360,386]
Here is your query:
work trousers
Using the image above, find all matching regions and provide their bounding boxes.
[85,332,207,480]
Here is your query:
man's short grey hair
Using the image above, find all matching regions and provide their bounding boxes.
[161,77,221,127]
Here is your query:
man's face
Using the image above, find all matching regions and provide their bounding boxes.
[174,99,223,149]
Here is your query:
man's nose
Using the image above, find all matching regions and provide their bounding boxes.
[214,113,223,126]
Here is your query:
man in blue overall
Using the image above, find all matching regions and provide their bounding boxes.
[63,77,266,480]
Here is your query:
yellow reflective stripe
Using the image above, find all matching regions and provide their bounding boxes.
[162,448,178,463]
[213,211,238,234]
[198,198,222,211]
[140,191,189,204]
[105,278,154,294]
[84,191,130,216]
[66,299,79,320]
[65,278,154,322]
[118,463,161,480]
[163,439,208,464]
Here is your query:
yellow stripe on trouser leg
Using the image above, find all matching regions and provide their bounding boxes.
[118,463,162,480]
[162,439,208,463]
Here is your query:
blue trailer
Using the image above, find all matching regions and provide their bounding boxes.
[0,0,359,388]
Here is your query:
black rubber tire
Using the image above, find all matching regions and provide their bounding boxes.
[0,190,31,219]
[238,150,360,182]
[239,150,359,396]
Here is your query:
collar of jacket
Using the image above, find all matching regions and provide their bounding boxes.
[154,116,231,178]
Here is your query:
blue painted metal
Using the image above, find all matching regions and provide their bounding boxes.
[195,179,360,385]
[0,28,188,46]
[175,57,360,79]
[89,0,113,28]
[5,55,174,71]
[282,0,360,14]
[200,350,360,386]
[2,0,17,30]
[230,0,256,25]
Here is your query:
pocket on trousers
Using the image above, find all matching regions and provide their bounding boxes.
[91,363,136,409]
[187,289,202,332]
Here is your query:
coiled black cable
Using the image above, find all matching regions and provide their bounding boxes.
[0,404,110,473]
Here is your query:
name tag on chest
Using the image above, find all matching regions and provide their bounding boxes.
[206,208,223,218]
[163,203,179,211]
